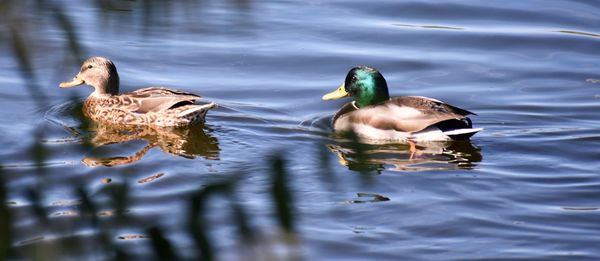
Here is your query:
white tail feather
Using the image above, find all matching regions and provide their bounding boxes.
[177,102,216,117]
[443,128,483,136]
[411,127,483,141]
[443,128,483,140]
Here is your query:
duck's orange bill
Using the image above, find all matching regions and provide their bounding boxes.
[322,83,349,100]
[59,76,84,88]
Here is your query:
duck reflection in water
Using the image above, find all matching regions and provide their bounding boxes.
[81,122,220,167]
[327,135,482,172]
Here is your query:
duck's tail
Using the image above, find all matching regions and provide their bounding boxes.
[434,117,482,141]
[177,102,217,124]
[443,128,483,140]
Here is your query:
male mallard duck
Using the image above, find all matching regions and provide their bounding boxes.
[322,66,482,141]
[59,57,215,127]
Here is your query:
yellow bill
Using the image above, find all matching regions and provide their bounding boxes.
[59,75,84,88]
[322,83,349,100]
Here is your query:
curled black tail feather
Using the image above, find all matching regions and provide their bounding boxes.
[434,117,473,132]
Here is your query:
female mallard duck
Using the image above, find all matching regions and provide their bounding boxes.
[59,57,215,127]
[322,66,482,142]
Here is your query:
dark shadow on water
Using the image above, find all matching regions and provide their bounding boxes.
[327,136,482,173]
[82,122,220,167]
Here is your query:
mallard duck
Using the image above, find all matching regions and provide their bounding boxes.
[322,66,482,142]
[59,56,215,126]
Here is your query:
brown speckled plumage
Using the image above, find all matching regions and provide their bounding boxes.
[60,57,215,127]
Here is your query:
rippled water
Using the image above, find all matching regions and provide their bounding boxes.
[2,0,600,260]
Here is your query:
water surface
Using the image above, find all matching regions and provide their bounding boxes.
[1,0,600,260]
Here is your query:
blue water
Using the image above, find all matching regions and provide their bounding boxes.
[1,0,600,260]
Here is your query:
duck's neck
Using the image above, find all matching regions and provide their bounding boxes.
[92,71,120,96]
[354,81,390,108]
[104,75,119,96]
[90,90,113,98]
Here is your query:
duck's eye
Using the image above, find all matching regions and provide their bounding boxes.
[87,65,93,69]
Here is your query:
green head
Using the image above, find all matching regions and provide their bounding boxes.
[322,66,390,107]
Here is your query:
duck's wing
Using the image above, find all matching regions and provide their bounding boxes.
[125,87,202,114]
[393,96,476,116]
[130,87,201,98]
[343,96,474,133]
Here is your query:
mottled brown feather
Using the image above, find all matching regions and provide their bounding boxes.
[83,87,214,126]
[61,57,214,127]
[127,87,201,113]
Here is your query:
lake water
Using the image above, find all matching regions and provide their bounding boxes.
[1,0,600,260]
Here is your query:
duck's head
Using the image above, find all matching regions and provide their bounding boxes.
[60,56,120,96]
[322,66,390,108]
